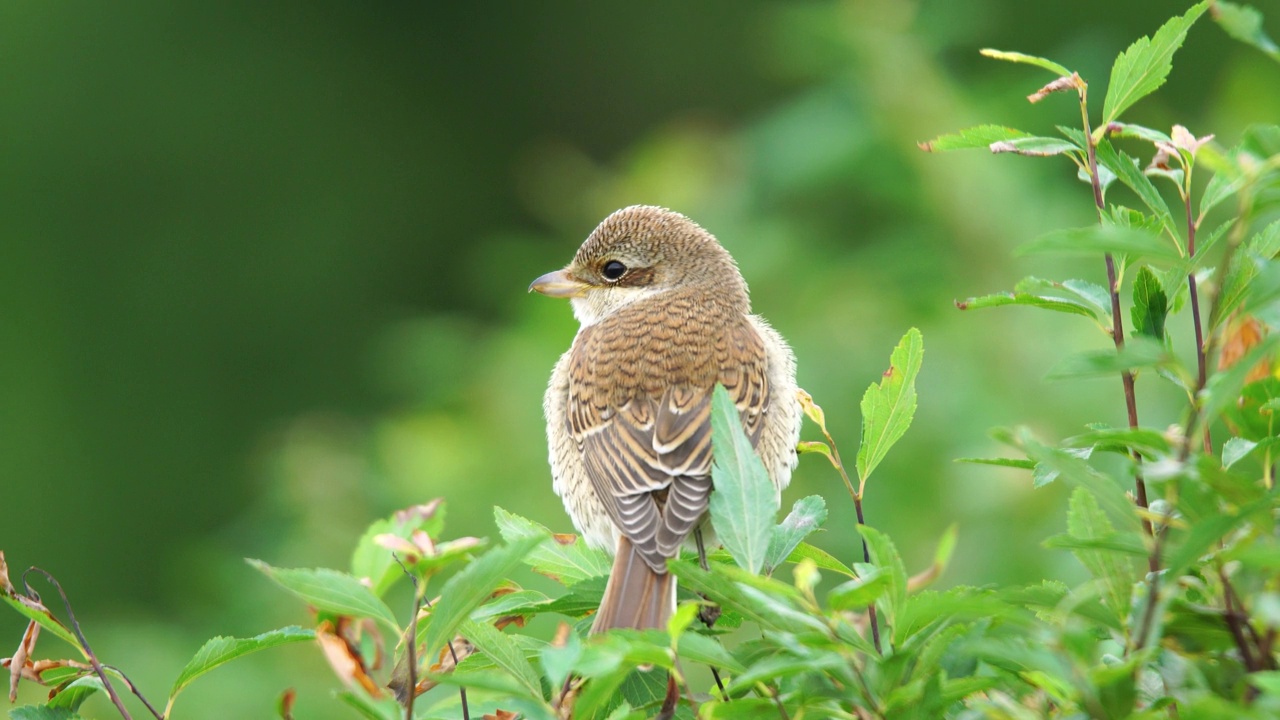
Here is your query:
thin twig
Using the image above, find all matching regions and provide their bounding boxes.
[1183,184,1212,454]
[818,428,882,653]
[100,664,164,720]
[393,555,420,720]
[1082,99,1153,546]
[22,568,137,720]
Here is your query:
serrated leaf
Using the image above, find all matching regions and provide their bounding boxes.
[1223,437,1259,468]
[419,535,543,659]
[1095,140,1178,243]
[786,542,856,577]
[1200,170,1244,219]
[955,291,1099,319]
[763,495,827,574]
[858,525,908,631]
[856,328,924,484]
[248,561,400,632]
[979,48,1073,76]
[1131,266,1169,340]
[1008,429,1140,531]
[166,627,314,715]
[1214,1,1280,61]
[918,125,1032,152]
[675,631,744,673]
[493,507,610,585]
[989,136,1081,157]
[1018,224,1181,262]
[1109,122,1174,146]
[827,567,889,611]
[458,619,543,700]
[708,383,779,575]
[8,708,81,720]
[1067,488,1139,624]
[1102,1,1211,124]
[46,677,104,712]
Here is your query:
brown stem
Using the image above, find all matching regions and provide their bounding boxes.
[1083,98,1153,546]
[23,568,138,720]
[820,427,882,654]
[1132,524,1167,652]
[1185,186,1211,453]
[393,556,420,720]
[853,496,882,654]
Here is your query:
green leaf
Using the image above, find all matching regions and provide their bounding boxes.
[420,535,542,660]
[458,619,543,700]
[493,507,610,586]
[1007,428,1141,532]
[539,627,582,691]
[1018,224,1181,262]
[763,495,827,574]
[1130,266,1169,340]
[785,542,856,577]
[1222,437,1259,468]
[248,561,400,632]
[918,125,1032,152]
[1164,499,1269,577]
[708,383,779,575]
[1213,1,1280,61]
[675,631,744,673]
[859,525,908,631]
[856,328,924,484]
[827,567,889,611]
[954,291,1099,319]
[1046,336,1173,379]
[1065,488,1140,624]
[166,627,314,715]
[1109,122,1174,146]
[47,677,104,711]
[978,48,1072,76]
[9,708,80,720]
[1102,1,1211,124]
[955,456,1036,470]
[989,136,1081,157]
[1095,139,1178,243]
[1200,170,1244,219]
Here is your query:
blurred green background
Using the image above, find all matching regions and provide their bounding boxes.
[3,0,1277,717]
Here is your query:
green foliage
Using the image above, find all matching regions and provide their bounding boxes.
[708,383,781,575]
[856,327,924,485]
[6,3,1280,720]
[1102,2,1210,125]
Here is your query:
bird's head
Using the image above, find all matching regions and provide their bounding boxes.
[529,205,750,327]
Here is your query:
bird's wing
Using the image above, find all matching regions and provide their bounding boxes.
[567,305,770,572]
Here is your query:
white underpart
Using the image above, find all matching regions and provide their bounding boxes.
[570,286,666,327]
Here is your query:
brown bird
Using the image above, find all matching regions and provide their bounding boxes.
[530,205,800,633]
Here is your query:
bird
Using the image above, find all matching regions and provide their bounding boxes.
[530,205,800,633]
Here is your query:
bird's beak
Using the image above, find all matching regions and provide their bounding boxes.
[529,269,590,298]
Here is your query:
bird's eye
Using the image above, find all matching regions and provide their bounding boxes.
[602,260,627,281]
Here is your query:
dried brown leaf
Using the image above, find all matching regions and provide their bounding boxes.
[316,619,381,697]
[1219,315,1273,384]
[1027,73,1084,103]
[8,621,40,701]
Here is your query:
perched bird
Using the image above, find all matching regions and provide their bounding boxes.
[530,205,800,633]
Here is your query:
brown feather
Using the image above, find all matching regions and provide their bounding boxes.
[591,535,676,633]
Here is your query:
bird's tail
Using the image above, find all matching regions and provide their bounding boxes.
[591,535,675,633]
